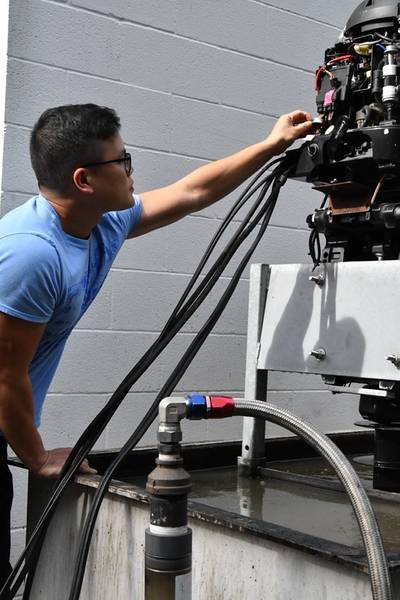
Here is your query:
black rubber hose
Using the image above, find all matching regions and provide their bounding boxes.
[1,158,292,600]
[163,157,283,329]
[67,172,288,600]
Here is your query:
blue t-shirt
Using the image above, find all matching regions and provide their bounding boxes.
[0,194,142,426]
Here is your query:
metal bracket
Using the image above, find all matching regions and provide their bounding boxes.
[328,386,396,399]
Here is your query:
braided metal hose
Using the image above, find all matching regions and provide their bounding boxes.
[233,399,392,600]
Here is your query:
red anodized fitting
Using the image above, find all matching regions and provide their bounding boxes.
[206,396,235,418]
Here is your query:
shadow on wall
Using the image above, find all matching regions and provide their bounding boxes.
[264,265,366,380]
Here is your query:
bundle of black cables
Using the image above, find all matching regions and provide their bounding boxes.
[308,194,328,270]
[1,153,295,600]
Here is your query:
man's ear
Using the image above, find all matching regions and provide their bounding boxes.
[72,167,95,194]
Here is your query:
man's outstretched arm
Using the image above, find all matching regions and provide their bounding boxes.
[129,110,313,238]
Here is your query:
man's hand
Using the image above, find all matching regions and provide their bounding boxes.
[35,447,97,478]
[266,110,314,155]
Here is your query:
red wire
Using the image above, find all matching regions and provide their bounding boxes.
[315,55,354,91]
[315,66,325,91]
[327,55,353,65]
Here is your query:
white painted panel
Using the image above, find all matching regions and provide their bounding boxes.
[258,261,400,381]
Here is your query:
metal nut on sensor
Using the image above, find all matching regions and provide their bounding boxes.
[158,429,183,443]
[309,274,325,286]
[310,348,326,361]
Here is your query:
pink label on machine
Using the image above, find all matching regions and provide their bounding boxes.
[324,90,335,106]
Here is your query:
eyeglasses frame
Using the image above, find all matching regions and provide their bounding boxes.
[82,151,132,177]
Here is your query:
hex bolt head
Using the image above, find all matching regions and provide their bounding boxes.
[310,348,327,361]
[386,355,400,368]
[309,274,325,286]
[307,143,320,159]
[158,429,183,444]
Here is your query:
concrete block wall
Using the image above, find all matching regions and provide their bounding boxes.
[3,0,361,578]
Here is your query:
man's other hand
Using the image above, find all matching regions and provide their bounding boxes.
[266,110,314,155]
[35,447,97,478]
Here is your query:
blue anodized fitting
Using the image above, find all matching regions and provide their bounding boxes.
[186,394,207,420]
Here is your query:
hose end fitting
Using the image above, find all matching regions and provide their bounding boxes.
[186,394,207,419]
[207,395,235,418]
[186,394,236,419]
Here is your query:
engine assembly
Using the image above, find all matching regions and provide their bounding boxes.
[287,0,400,491]
[290,0,400,264]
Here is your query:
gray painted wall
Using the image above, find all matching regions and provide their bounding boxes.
[3,0,361,581]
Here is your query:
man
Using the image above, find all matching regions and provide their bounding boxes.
[0,103,312,586]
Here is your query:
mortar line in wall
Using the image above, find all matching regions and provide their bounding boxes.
[249,0,341,31]
[40,0,316,77]
[267,389,341,393]
[45,389,248,396]
[45,389,330,399]
[3,190,35,196]
[167,91,310,120]
[42,0,175,34]
[7,56,304,123]
[5,121,31,132]
[187,212,310,232]
[4,120,212,162]
[7,55,153,91]
[10,527,26,533]
[4,119,253,164]
[3,185,311,235]
[107,257,311,276]
[165,92,256,118]
[45,392,151,398]
[109,267,250,281]
[150,32,314,77]
[73,328,248,338]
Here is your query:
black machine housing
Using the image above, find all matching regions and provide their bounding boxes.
[289,0,400,263]
[289,1,400,491]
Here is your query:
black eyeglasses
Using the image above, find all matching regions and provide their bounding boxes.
[82,151,132,177]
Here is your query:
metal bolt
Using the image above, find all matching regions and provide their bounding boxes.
[386,355,400,368]
[158,430,183,444]
[309,274,325,286]
[310,348,326,361]
[307,143,320,159]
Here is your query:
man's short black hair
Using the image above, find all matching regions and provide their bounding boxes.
[30,104,121,195]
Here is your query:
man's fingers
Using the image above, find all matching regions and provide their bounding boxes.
[79,459,97,474]
[294,121,314,134]
[290,110,313,125]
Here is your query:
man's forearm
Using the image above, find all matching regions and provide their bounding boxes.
[179,110,313,212]
[0,379,47,472]
[181,140,276,212]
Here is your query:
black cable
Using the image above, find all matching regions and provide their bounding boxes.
[308,194,328,269]
[67,169,289,600]
[163,157,283,329]
[60,163,282,457]
[168,172,282,324]
[15,164,290,597]
[1,156,292,599]
[45,167,290,600]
